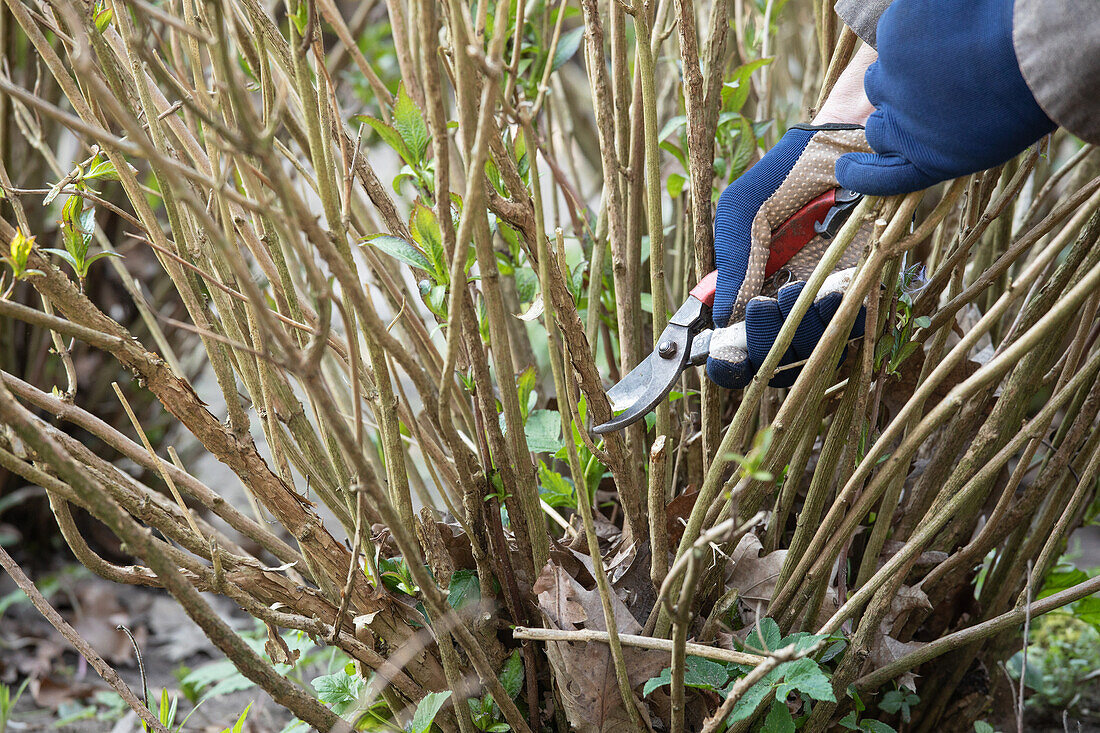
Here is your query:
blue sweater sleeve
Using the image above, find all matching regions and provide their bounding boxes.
[835,0,1100,144]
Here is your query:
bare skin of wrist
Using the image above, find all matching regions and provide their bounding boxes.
[812,44,878,126]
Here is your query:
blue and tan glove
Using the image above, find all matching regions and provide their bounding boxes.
[835,0,1056,196]
[706,125,872,390]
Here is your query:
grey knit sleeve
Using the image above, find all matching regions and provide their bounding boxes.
[1013,0,1100,144]
[834,0,893,48]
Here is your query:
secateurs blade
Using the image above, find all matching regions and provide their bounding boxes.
[592,187,862,435]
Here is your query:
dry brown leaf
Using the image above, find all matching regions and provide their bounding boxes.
[886,584,933,626]
[665,491,699,546]
[606,540,657,623]
[264,621,299,666]
[29,675,98,709]
[881,541,948,571]
[725,533,786,607]
[867,635,925,691]
[72,583,137,665]
[535,562,666,733]
[867,584,931,690]
[533,562,589,628]
[545,640,662,733]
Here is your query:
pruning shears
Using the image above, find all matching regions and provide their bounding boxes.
[592,187,863,435]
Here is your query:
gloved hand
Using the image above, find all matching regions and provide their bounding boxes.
[835,0,1056,196]
[707,267,867,389]
[707,124,871,390]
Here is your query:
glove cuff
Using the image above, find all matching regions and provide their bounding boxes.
[790,123,865,132]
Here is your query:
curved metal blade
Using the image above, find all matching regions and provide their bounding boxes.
[593,324,691,435]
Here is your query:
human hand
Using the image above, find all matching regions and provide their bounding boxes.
[706,125,872,389]
[706,267,867,389]
[834,0,1055,196]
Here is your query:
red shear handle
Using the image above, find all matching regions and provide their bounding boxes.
[688,188,841,309]
[690,270,720,307]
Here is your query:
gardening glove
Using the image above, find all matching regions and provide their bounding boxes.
[707,124,872,390]
[705,258,870,390]
[834,0,1056,196]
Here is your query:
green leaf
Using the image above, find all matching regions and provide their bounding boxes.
[538,462,576,508]
[355,115,416,167]
[749,618,782,652]
[667,173,687,199]
[1006,650,1047,693]
[660,140,687,168]
[1073,595,1100,632]
[839,711,860,730]
[84,251,123,270]
[1038,567,1089,599]
[973,722,995,733]
[762,700,795,733]
[180,658,253,699]
[773,658,835,702]
[411,204,447,283]
[289,1,307,34]
[219,703,252,733]
[427,284,448,318]
[498,221,520,259]
[524,409,563,454]
[311,671,362,716]
[642,671,669,698]
[43,248,83,277]
[913,315,932,330]
[891,340,920,369]
[158,688,173,726]
[393,83,430,164]
[728,116,757,181]
[361,234,432,272]
[94,5,113,32]
[658,115,688,143]
[859,721,897,733]
[821,639,847,663]
[498,650,524,700]
[410,691,452,733]
[682,656,734,690]
[878,688,919,722]
[515,267,538,303]
[393,167,420,195]
[722,57,773,113]
[778,631,829,653]
[61,194,94,260]
[725,671,781,724]
[447,569,480,611]
[643,656,731,697]
[516,367,537,421]
[551,26,585,72]
[84,159,120,182]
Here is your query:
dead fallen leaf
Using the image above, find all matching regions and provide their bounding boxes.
[516,294,544,321]
[665,491,699,546]
[725,533,786,608]
[72,583,137,666]
[867,584,931,690]
[29,675,98,709]
[607,540,657,623]
[145,596,206,662]
[264,621,299,666]
[5,637,62,681]
[533,563,588,628]
[866,634,925,691]
[881,541,948,571]
[535,561,666,732]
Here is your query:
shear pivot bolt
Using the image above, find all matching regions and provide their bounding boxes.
[658,340,677,358]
